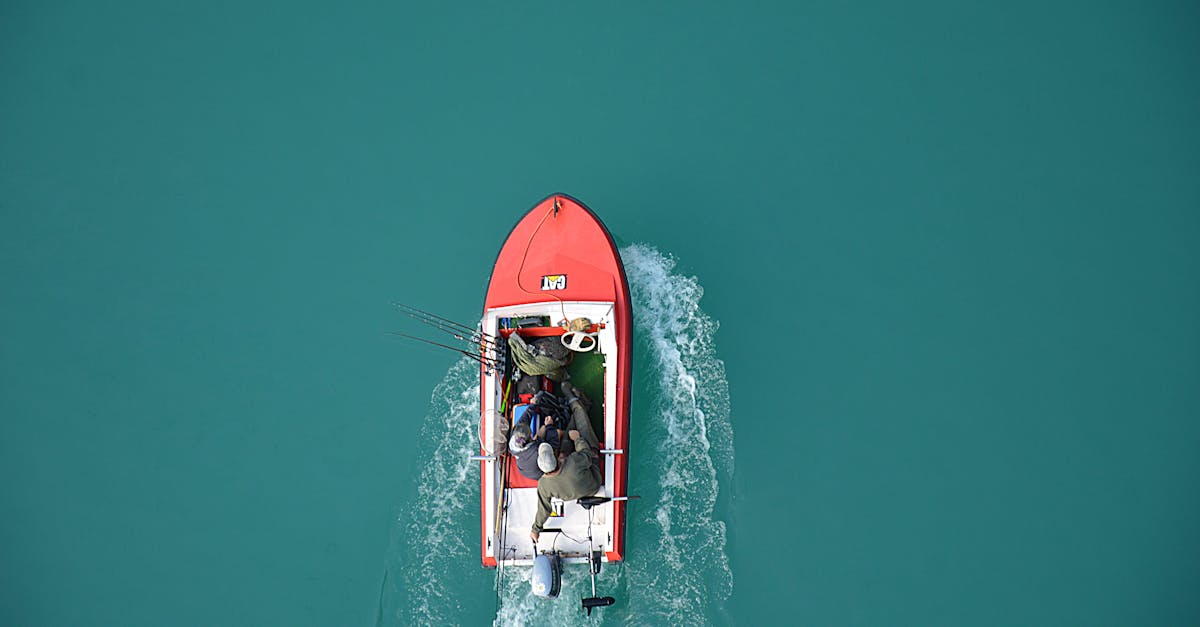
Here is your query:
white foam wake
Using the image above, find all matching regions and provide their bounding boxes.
[381,357,481,626]
[493,566,613,626]
[622,243,735,623]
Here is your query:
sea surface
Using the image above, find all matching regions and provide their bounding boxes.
[2,2,1198,625]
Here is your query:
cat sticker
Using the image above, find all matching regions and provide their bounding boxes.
[541,275,567,290]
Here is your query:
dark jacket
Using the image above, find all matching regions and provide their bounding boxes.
[513,441,543,480]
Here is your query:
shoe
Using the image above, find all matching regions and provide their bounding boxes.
[561,382,592,410]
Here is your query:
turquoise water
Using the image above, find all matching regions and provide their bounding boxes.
[3,1,1199,625]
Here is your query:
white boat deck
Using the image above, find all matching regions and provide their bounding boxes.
[494,487,613,566]
[480,301,620,566]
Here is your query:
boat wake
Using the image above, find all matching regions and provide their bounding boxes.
[378,358,481,626]
[493,565,607,625]
[382,244,734,625]
[621,244,735,623]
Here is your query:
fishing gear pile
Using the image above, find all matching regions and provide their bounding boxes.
[507,333,570,382]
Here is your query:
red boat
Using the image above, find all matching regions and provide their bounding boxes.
[477,194,632,593]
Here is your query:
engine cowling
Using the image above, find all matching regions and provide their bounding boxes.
[530,554,561,598]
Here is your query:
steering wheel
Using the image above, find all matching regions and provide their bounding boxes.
[560,330,598,352]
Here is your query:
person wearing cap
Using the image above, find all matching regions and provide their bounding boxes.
[529,382,602,542]
[508,423,543,481]
[510,413,568,481]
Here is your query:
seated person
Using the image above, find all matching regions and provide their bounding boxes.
[530,382,603,543]
[509,416,565,481]
[521,397,568,451]
[508,423,543,480]
[535,413,564,451]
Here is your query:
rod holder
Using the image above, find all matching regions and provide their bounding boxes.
[469,455,496,462]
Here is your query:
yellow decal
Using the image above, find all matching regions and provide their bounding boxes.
[541,275,567,290]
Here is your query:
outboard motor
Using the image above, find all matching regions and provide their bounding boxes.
[530,553,561,599]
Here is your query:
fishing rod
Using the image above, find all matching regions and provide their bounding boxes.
[493,456,512,618]
[392,303,501,354]
[392,302,476,331]
[399,309,500,350]
[387,332,498,369]
[393,302,496,342]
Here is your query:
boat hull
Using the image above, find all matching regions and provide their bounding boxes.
[479,194,632,567]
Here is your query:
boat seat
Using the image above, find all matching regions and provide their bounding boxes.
[512,403,536,437]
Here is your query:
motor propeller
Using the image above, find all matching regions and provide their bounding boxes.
[582,595,615,616]
[576,495,639,616]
